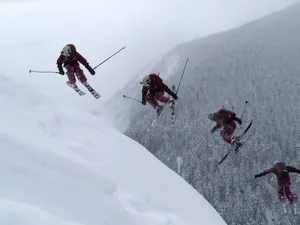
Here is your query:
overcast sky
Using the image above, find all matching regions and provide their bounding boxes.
[0,0,298,108]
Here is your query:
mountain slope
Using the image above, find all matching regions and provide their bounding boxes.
[0,74,226,225]
[126,2,300,224]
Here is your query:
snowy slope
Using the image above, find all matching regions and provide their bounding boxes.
[0,73,226,225]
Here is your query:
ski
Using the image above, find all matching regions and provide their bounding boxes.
[231,119,253,152]
[170,85,176,126]
[277,196,299,215]
[149,95,172,128]
[156,105,165,118]
[147,105,163,130]
[217,120,253,166]
[150,119,156,127]
[217,151,230,166]
[234,120,253,143]
[234,128,255,154]
[282,199,288,214]
[293,194,298,215]
[148,84,177,130]
[82,82,101,99]
[276,197,288,215]
[66,81,86,96]
[148,103,166,129]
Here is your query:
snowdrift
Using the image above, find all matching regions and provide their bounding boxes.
[0,74,226,225]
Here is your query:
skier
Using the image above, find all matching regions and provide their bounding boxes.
[208,108,242,146]
[57,44,95,86]
[141,73,178,115]
[254,161,300,204]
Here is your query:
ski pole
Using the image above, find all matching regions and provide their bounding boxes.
[240,178,257,194]
[93,46,126,70]
[217,153,229,166]
[175,58,189,95]
[240,100,249,121]
[29,70,59,74]
[122,95,142,104]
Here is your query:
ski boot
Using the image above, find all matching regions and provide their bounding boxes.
[280,196,285,202]
[156,105,164,117]
[169,99,175,110]
[231,136,239,147]
[231,136,242,153]
[66,81,76,88]
[279,196,288,214]
[81,81,91,88]
[81,81,100,99]
[290,194,297,204]
[235,143,242,153]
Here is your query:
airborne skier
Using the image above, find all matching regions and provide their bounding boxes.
[57,44,100,98]
[254,161,300,204]
[57,44,95,83]
[208,108,242,146]
[141,73,178,116]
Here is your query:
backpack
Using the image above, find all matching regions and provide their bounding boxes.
[149,74,162,91]
[275,163,289,178]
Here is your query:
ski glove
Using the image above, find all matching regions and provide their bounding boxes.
[171,92,178,100]
[58,68,65,75]
[142,98,146,105]
[235,118,242,125]
[211,124,221,133]
[86,66,96,75]
[211,126,217,134]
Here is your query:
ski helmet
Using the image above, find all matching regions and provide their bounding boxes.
[274,161,284,166]
[61,44,76,57]
[142,76,151,87]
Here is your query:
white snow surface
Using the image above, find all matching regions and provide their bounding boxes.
[0,74,226,225]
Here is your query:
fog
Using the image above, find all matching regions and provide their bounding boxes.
[0,0,297,107]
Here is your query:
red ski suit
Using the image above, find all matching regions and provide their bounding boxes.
[142,74,174,109]
[256,163,300,203]
[211,108,238,144]
[57,47,90,84]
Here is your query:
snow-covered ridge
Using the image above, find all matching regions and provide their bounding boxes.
[0,74,226,225]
